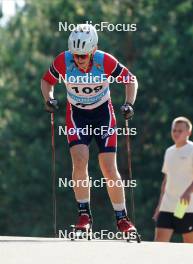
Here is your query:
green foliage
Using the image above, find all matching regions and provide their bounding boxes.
[0,0,192,240]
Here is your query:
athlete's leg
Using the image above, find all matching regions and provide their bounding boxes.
[154,228,173,242]
[70,144,92,229]
[99,152,137,232]
[66,101,92,203]
[66,101,94,228]
[95,101,133,230]
[70,144,90,201]
[182,232,193,243]
[98,152,125,205]
[95,102,136,231]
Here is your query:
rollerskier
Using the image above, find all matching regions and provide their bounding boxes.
[41,24,139,240]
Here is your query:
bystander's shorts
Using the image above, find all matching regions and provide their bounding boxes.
[156,211,193,233]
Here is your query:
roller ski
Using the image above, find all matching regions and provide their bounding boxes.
[117,217,141,243]
[71,214,92,241]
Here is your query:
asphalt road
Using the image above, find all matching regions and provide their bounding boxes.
[0,237,193,264]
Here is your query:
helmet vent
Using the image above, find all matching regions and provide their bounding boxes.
[77,39,80,48]
[82,41,86,49]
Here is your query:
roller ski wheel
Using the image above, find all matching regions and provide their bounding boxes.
[125,230,141,243]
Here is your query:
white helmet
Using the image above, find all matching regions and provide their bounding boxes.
[68,24,98,55]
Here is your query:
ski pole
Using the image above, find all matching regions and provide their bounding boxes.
[51,112,57,237]
[125,119,136,225]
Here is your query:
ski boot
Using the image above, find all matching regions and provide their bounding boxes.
[71,214,92,241]
[117,217,141,243]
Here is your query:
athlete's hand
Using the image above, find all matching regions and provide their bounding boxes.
[121,102,134,120]
[180,190,191,204]
[45,99,59,113]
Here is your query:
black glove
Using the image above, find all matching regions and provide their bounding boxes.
[121,102,134,120]
[45,99,59,113]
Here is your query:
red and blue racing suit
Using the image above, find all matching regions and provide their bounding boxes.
[43,50,134,153]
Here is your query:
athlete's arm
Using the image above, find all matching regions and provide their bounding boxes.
[41,79,54,102]
[103,52,138,105]
[41,52,66,103]
[153,174,167,221]
[125,79,138,105]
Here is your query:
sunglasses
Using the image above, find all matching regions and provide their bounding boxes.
[73,53,91,60]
